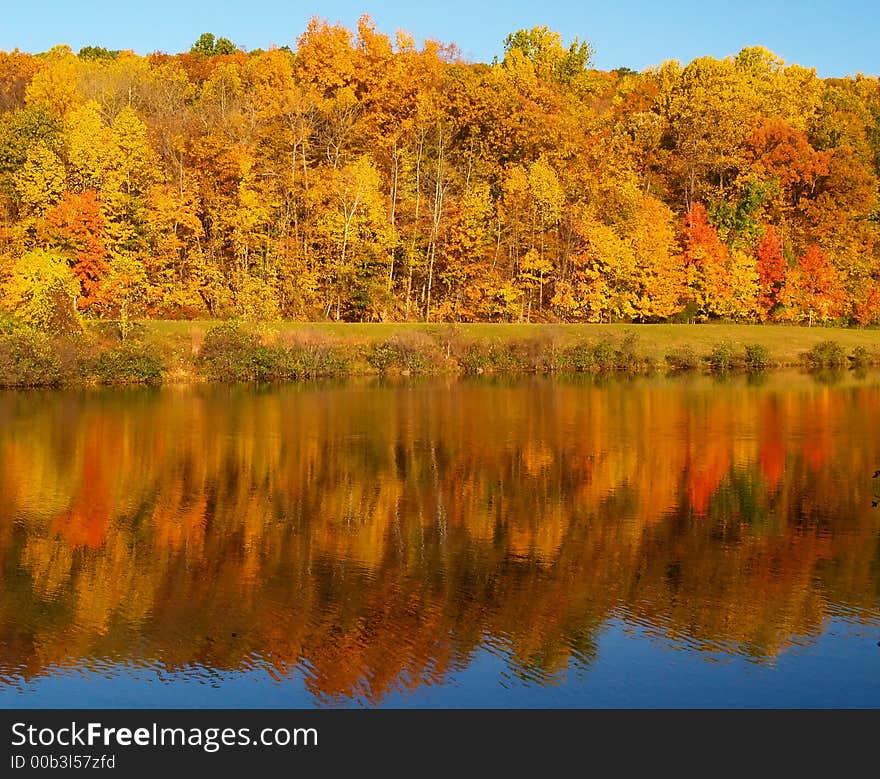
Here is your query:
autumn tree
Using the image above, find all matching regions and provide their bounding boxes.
[778,245,846,325]
[755,225,786,319]
[0,29,878,327]
[3,249,81,331]
[682,202,732,318]
[36,190,108,309]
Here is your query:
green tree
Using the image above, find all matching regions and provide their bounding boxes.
[191,33,238,57]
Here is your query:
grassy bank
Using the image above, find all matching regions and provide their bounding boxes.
[1,320,878,388]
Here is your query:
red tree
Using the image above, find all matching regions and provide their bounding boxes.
[755,225,786,319]
[780,245,845,324]
[37,190,109,310]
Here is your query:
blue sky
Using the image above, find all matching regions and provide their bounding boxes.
[1,1,876,77]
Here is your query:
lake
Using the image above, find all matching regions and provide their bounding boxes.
[0,372,878,708]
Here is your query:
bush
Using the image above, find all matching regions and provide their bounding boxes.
[248,345,294,382]
[56,333,97,380]
[486,341,529,372]
[533,333,565,372]
[613,333,651,372]
[285,332,348,377]
[366,333,444,374]
[560,340,596,372]
[94,342,164,384]
[455,342,490,374]
[0,332,63,387]
[802,340,846,369]
[559,334,652,374]
[665,346,699,372]
[849,345,880,368]
[704,342,738,373]
[197,322,260,381]
[366,341,398,372]
[744,344,770,372]
[592,338,618,371]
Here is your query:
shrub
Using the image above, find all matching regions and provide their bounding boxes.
[56,333,96,380]
[197,322,260,381]
[455,342,490,374]
[665,346,699,372]
[486,341,528,372]
[396,332,445,373]
[849,345,880,368]
[559,334,652,374]
[0,332,63,387]
[366,341,399,372]
[366,331,444,374]
[613,333,651,372]
[285,332,348,377]
[704,342,738,373]
[744,343,770,372]
[533,333,565,372]
[94,342,164,384]
[802,340,846,369]
[560,340,596,372]
[592,338,617,371]
[248,345,294,382]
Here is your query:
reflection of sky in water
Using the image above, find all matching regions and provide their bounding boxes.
[1,374,879,707]
[2,618,878,708]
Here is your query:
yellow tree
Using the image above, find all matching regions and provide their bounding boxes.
[13,145,65,218]
[24,47,80,119]
[3,249,81,331]
[65,101,111,192]
[437,181,494,320]
[630,195,685,320]
[101,253,147,340]
[101,106,160,256]
[310,154,394,320]
[526,157,563,314]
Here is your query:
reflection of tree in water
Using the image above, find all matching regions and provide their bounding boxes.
[0,376,879,704]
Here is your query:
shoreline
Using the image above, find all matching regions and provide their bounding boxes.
[1,321,879,388]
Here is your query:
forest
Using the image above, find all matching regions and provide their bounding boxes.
[1,18,879,329]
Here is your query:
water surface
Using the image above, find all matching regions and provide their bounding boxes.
[1,373,878,707]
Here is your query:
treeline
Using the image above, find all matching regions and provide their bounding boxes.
[1,18,879,328]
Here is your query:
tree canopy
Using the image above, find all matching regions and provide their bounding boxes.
[0,16,878,324]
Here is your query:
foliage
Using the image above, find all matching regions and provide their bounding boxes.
[0,22,878,328]
[850,345,873,367]
[366,332,442,374]
[283,332,349,376]
[559,333,652,373]
[191,33,238,57]
[704,342,739,373]
[802,340,846,368]
[744,343,771,371]
[0,331,62,386]
[94,341,164,384]
[2,250,81,333]
[665,346,700,372]
[197,322,261,381]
